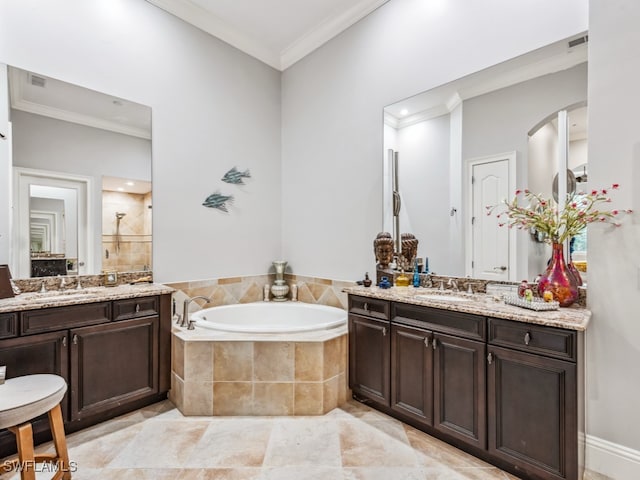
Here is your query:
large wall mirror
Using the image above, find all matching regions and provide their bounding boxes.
[383,33,588,283]
[6,67,152,278]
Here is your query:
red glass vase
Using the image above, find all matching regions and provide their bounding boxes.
[567,257,583,287]
[537,243,579,307]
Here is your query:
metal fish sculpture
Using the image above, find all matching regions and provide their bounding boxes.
[221,167,251,185]
[202,191,234,212]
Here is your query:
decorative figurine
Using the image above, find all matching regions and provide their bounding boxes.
[399,233,419,271]
[373,232,394,269]
[363,272,372,287]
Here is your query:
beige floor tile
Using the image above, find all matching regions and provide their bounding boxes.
[101,468,187,479]
[65,421,145,468]
[108,420,209,468]
[261,466,344,480]
[338,419,419,467]
[185,419,272,468]
[178,468,263,479]
[0,399,518,480]
[263,419,341,467]
[343,467,427,480]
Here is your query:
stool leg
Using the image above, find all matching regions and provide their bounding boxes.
[11,423,36,480]
[48,404,72,479]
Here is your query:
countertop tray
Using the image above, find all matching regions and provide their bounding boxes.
[503,295,559,311]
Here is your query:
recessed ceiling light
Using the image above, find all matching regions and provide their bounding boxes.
[400,108,409,116]
[126,181,135,186]
[117,187,124,192]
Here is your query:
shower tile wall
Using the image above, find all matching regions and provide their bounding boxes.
[102,190,152,272]
[165,274,355,310]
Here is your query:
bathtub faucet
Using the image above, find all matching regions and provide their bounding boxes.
[181,296,211,328]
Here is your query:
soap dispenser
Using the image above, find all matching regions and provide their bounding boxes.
[412,259,421,287]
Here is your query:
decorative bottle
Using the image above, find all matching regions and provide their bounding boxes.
[412,259,420,287]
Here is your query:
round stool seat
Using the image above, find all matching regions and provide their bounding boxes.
[0,374,67,429]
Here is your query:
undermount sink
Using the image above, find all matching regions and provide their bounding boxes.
[415,294,472,303]
[19,291,99,303]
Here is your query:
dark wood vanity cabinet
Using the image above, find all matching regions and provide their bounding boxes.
[70,316,159,421]
[487,318,579,480]
[348,297,391,406]
[348,294,583,480]
[390,303,486,449]
[391,323,433,424]
[0,293,171,458]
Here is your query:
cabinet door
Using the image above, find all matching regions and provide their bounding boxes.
[433,333,486,449]
[0,331,70,458]
[391,323,433,425]
[70,316,159,421]
[348,314,390,406]
[488,346,577,480]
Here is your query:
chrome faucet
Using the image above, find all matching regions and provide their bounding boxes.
[181,296,211,328]
[447,278,459,292]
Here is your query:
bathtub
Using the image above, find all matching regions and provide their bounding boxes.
[171,301,349,416]
[191,302,347,333]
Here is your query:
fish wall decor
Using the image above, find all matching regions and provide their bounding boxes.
[221,167,251,185]
[202,191,234,212]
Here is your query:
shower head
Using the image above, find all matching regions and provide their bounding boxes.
[115,212,127,220]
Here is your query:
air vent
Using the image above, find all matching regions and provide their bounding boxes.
[29,74,46,88]
[568,35,588,48]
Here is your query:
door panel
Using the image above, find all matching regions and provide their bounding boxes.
[472,158,510,280]
[70,316,159,420]
[349,314,390,406]
[391,323,433,425]
[433,333,486,448]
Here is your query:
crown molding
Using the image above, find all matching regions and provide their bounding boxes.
[146,0,389,71]
[146,0,280,69]
[12,98,151,140]
[280,0,390,70]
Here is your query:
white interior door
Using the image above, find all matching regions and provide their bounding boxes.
[471,159,510,281]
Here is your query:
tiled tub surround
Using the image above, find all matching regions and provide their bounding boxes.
[170,329,348,416]
[167,275,354,417]
[165,274,355,311]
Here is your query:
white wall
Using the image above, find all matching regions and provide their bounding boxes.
[0,64,10,266]
[281,0,588,281]
[585,0,640,477]
[396,115,451,275]
[0,0,282,282]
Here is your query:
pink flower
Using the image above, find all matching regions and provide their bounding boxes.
[612,210,619,215]
[524,189,530,194]
[599,217,607,222]
[515,189,522,195]
[602,189,608,194]
[627,209,634,214]
[591,190,598,196]
[612,184,620,189]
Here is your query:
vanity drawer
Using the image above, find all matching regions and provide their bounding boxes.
[488,318,576,361]
[113,296,159,321]
[392,303,485,341]
[0,313,18,339]
[349,295,390,321]
[21,302,111,335]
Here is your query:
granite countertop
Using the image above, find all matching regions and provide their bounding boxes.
[0,283,175,314]
[343,286,591,331]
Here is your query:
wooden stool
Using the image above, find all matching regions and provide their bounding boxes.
[0,374,71,480]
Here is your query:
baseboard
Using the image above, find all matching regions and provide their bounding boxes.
[586,434,640,479]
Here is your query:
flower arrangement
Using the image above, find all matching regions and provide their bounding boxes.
[486,184,633,244]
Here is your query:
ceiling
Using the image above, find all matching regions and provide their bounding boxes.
[9,67,152,140]
[145,0,390,70]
